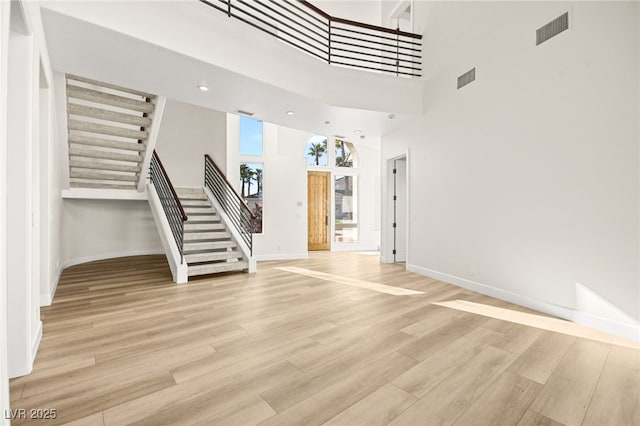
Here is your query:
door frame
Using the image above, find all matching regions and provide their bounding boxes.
[383,151,410,266]
[307,170,331,250]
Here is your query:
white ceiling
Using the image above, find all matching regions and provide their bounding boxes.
[40,3,424,149]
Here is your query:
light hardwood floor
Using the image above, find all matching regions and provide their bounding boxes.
[9,253,640,426]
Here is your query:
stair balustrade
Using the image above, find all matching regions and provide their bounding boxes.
[204,154,255,256]
[199,0,422,77]
[150,151,188,263]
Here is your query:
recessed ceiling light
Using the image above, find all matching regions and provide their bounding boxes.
[354,130,362,134]
[197,84,209,92]
[286,111,295,116]
[388,113,396,119]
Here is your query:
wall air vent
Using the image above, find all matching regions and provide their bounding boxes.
[457,67,476,89]
[536,12,569,46]
[234,109,255,117]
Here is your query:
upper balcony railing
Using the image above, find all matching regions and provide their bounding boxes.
[199,0,423,77]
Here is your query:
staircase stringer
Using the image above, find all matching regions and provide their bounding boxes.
[137,96,166,192]
[55,72,71,190]
[147,182,188,284]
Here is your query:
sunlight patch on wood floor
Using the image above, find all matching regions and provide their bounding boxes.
[275,266,424,296]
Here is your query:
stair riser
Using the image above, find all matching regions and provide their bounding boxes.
[188,261,248,277]
[181,200,211,207]
[184,224,224,232]
[185,252,243,263]
[184,232,231,243]
[183,240,235,251]
[187,214,220,225]
[69,120,148,140]
[70,171,138,182]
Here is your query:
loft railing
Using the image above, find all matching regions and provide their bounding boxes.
[199,0,422,77]
[204,154,255,256]
[150,151,188,263]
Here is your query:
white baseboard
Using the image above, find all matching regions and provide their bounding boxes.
[255,253,309,262]
[62,249,165,270]
[31,320,42,367]
[407,263,640,342]
[332,243,379,252]
[40,268,62,306]
[573,311,640,342]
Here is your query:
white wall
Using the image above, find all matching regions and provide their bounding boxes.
[0,0,10,420]
[343,143,381,252]
[155,99,227,187]
[382,2,640,338]
[6,6,41,378]
[62,199,163,267]
[317,0,382,27]
[251,124,310,260]
[28,4,62,309]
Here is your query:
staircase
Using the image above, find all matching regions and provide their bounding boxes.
[65,74,164,191]
[176,187,248,276]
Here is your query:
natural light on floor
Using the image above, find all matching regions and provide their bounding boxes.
[275,266,424,296]
[435,300,640,350]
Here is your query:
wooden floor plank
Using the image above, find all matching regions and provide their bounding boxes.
[321,383,417,426]
[529,339,610,425]
[389,345,516,425]
[453,372,542,426]
[508,331,576,384]
[582,362,640,426]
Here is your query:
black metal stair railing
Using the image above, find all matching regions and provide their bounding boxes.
[150,150,188,263]
[199,0,422,77]
[204,154,255,256]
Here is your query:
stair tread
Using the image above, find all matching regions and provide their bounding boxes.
[184,210,217,216]
[178,194,207,201]
[175,187,205,195]
[68,103,152,127]
[69,147,142,163]
[67,85,155,113]
[68,119,148,140]
[70,181,136,190]
[70,170,138,182]
[69,134,146,152]
[70,160,141,173]
[184,230,231,243]
[183,240,234,251]
[66,74,155,98]
[181,200,211,207]
[184,223,224,231]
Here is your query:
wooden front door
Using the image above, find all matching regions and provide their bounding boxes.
[308,171,331,250]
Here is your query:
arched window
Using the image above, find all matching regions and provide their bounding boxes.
[304,135,328,166]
